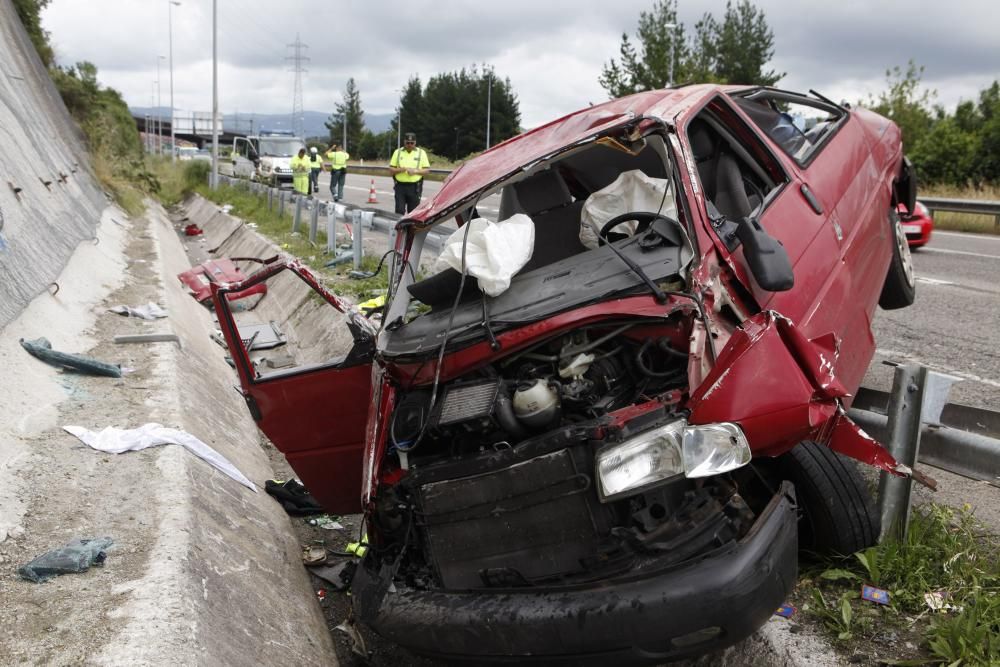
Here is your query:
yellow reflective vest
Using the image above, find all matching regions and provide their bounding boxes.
[290,155,311,194]
[390,147,429,183]
[326,150,349,170]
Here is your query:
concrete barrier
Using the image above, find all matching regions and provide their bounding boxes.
[0,0,107,328]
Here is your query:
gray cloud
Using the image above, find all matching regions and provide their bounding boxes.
[41,0,1000,129]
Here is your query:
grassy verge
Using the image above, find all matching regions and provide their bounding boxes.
[921,184,1000,235]
[154,161,391,300]
[800,503,1000,665]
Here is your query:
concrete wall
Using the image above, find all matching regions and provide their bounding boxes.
[0,0,107,328]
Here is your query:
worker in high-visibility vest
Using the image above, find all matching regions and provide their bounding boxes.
[325,142,350,202]
[308,147,323,194]
[389,133,430,214]
[290,147,311,196]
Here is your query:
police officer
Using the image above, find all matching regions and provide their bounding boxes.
[325,141,350,202]
[389,133,429,214]
[308,147,323,193]
[290,147,311,196]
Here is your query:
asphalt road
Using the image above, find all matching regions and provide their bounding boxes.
[314,171,1000,414]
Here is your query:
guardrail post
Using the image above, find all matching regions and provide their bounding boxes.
[278,191,286,218]
[292,196,303,233]
[267,187,274,211]
[352,210,364,271]
[877,364,926,542]
[309,199,319,243]
[326,203,337,255]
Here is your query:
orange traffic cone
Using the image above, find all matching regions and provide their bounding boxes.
[367,179,379,204]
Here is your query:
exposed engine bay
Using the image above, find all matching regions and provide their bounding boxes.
[373,320,760,591]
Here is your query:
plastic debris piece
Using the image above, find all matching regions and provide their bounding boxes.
[774,604,796,618]
[357,294,386,314]
[113,333,181,346]
[345,542,368,558]
[861,584,890,605]
[316,588,327,602]
[184,224,203,236]
[307,560,356,591]
[63,423,256,492]
[334,617,369,658]
[108,302,168,320]
[18,537,114,583]
[308,514,345,530]
[265,479,324,515]
[20,337,122,378]
[303,545,328,565]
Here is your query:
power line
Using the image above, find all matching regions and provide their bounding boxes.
[285,34,309,138]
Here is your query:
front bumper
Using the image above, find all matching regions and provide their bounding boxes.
[352,481,798,664]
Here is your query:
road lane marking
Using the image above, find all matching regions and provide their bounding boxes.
[875,348,1000,389]
[933,230,1000,242]
[920,247,1000,260]
[916,277,955,286]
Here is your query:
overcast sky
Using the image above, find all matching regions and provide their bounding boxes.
[41,0,999,130]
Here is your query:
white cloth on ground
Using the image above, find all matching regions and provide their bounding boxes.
[63,423,257,492]
[108,302,168,320]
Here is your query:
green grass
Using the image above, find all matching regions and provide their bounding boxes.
[921,184,1000,235]
[803,504,1000,665]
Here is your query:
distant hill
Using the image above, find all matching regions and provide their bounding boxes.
[130,107,394,139]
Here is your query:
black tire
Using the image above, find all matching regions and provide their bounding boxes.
[774,441,880,557]
[879,207,916,310]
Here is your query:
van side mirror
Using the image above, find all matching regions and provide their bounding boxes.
[734,217,794,292]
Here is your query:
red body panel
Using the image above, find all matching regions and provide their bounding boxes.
[177,258,268,303]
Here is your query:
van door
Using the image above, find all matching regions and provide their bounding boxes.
[211,259,377,514]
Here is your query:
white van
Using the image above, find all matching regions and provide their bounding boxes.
[231,130,305,188]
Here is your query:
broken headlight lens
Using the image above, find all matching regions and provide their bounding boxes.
[596,421,685,501]
[681,422,752,478]
[596,420,752,501]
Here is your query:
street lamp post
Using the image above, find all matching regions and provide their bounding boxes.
[157,55,166,154]
[665,22,677,87]
[210,0,218,188]
[395,88,403,150]
[168,1,181,161]
[486,72,492,150]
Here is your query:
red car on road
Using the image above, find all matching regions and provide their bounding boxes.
[214,84,918,663]
[899,199,934,248]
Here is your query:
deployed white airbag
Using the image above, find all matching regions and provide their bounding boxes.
[434,214,535,297]
[580,170,677,249]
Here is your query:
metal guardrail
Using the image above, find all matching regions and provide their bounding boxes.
[849,363,1000,540]
[351,164,455,177]
[919,196,1000,228]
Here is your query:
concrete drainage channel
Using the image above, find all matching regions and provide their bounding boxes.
[173,192,853,667]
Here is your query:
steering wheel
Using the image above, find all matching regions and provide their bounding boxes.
[598,212,672,246]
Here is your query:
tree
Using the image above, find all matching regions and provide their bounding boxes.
[599,0,685,96]
[862,60,935,151]
[714,0,782,85]
[393,76,425,148]
[599,0,781,98]
[413,65,520,160]
[324,78,365,150]
[13,0,54,67]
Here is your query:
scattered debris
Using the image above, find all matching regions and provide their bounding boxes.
[861,584,891,605]
[308,515,345,530]
[113,333,181,346]
[18,537,114,583]
[334,616,369,658]
[307,560,356,591]
[183,224,204,236]
[108,302,168,320]
[265,479,324,516]
[774,604,797,618]
[303,545,328,565]
[211,322,286,351]
[20,337,121,378]
[345,542,368,558]
[262,354,295,369]
[924,590,962,613]
[316,588,327,603]
[63,423,257,491]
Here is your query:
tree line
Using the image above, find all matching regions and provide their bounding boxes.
[324,66,520,162]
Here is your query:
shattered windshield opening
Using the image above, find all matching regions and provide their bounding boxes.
[380,133,694,356]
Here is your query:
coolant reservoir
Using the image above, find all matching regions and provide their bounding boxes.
[512,380,561,430]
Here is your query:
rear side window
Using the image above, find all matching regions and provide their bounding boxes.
[732,91,845,167]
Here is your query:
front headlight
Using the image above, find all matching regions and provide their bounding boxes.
[596,419,751,502]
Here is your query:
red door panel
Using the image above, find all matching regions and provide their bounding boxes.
[211,259,375,515]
